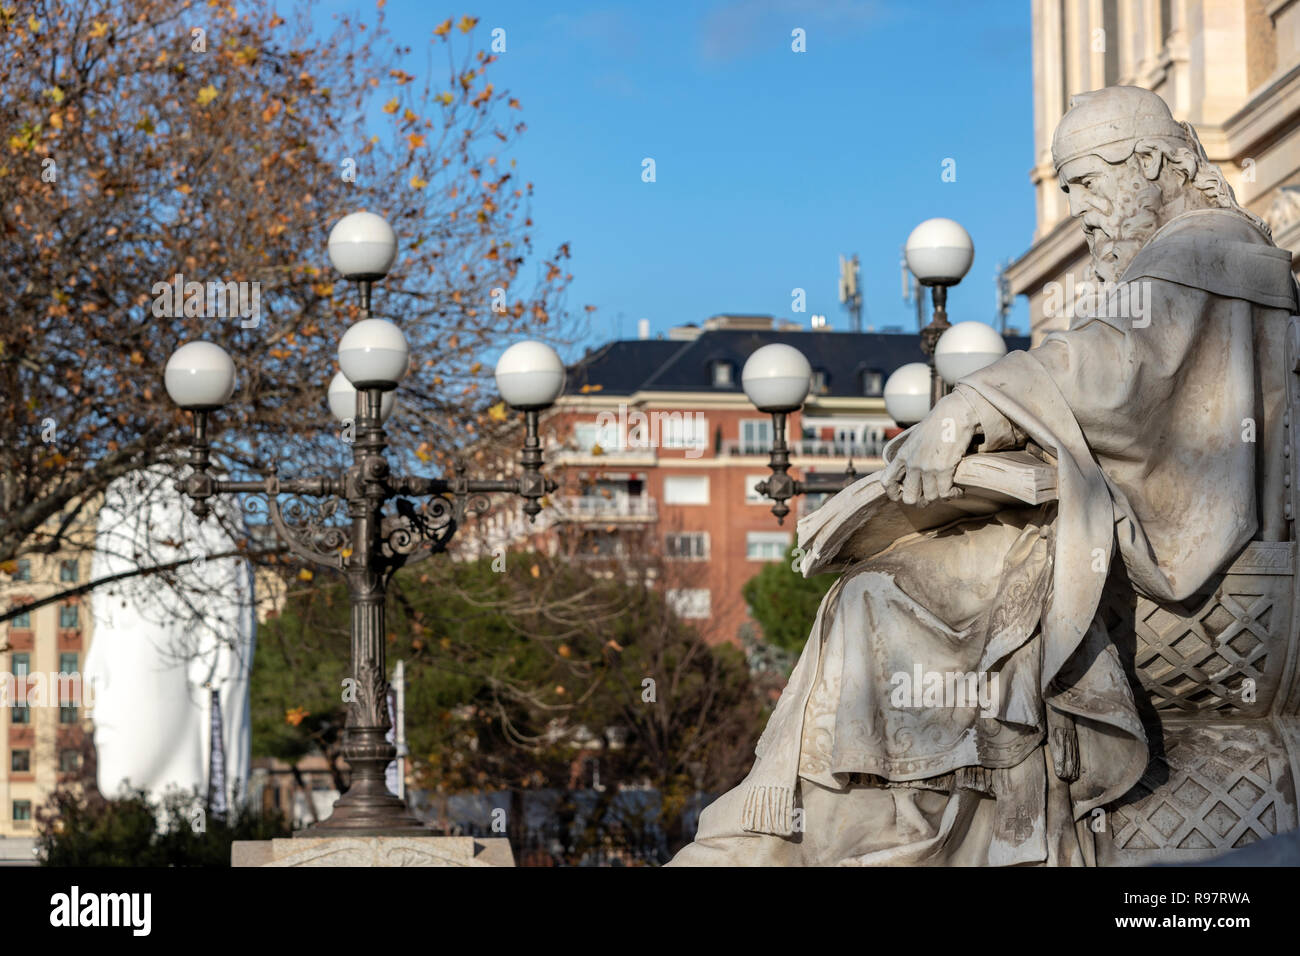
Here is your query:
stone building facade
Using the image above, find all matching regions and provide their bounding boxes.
[1009,0,1300,340]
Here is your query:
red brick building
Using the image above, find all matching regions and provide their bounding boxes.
[485,314,1027,645]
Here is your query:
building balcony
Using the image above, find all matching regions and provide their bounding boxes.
[548,445,658,466]
[550,495,658,523]
[722,438,886,459]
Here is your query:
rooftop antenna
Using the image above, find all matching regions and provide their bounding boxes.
[995,259,1013,334]
[838,253,863,332]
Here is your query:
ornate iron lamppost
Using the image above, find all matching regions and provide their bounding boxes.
[745,223,1005,524]
[163,211,564,836]
[741,343,857,524]
[903,217,975,408]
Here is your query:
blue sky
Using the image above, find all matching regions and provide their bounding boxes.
[372,0,1036,349]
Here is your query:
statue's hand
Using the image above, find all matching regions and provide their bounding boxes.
[881,392,979,507]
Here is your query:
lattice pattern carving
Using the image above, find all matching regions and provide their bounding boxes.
[1105,723,1297,859]
[1100,576,1288,716]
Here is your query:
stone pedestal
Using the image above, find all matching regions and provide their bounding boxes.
[231,836,514,867]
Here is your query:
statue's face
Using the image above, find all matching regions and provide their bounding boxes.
[1059,152,1164,283]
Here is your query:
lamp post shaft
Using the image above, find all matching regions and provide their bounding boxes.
[306,386,426,835]
[919,284,951,409]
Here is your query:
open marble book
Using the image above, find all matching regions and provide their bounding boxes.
[795,440,1057,577]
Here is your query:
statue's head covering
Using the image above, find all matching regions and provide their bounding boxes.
[1052,86,1190,170]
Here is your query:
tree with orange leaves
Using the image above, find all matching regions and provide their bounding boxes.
[0,1,579,594]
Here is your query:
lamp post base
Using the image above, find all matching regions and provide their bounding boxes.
[296,791,433,838]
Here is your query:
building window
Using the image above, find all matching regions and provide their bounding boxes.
[9,608,30,629]
[860,368,884,396]
[59,652,78,675]
[59,750,82,773]
[12,560,31,582]
[573,419,620,453]
[667,588,711,620]
[11,749,30,773]
[12,800,31,824]
[60,703,78,724]
[740,419,772,455]
[710,361,733,387]
[59,603,78,629]
[747,531,791,561]
[665,532,709,560]
[659,413,708,451]
[811,369,829,394]
[745,475,771,504]
[59,559,78,582]
[12,652,31,724]
[663,475,709,505]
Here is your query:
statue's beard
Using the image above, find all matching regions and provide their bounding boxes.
[1082,179,1163,283]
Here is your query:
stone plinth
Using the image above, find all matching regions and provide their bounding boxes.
[231,836,514,867]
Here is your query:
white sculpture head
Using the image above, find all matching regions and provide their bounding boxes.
[1053,86,1270,282]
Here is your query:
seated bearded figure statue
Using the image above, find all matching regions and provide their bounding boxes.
[670,86,1300,867]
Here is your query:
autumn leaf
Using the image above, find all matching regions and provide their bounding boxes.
[487,401,507,422]
[285,706,310,727]
[529,564,540,578]
[558,644,571,658]
[382,97,399,114]
[406,132,426,150]
[196,84,219,106]
[458,15,478,33]
[297,568,313,581]
[43,87,64,104]
[409,175,428,189]
[436,92,453,106]
[433,18,452,36]
[27,14,40,33]
[89,20,109,38]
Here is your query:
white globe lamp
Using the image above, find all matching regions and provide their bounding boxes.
[904,218,974,287]
[328,211,398,281]
[495,341,566,410]
[328,371,395,423]
[741,344,812,413]
[883,362,933,426]
[338,319,409,390]
[935,321,1008,386]
[164,342,237,410]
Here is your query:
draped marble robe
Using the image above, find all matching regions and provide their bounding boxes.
[670,207,1299,866]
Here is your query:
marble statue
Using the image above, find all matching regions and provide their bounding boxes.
[671,86,1300,866]
[84,467,256,812]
